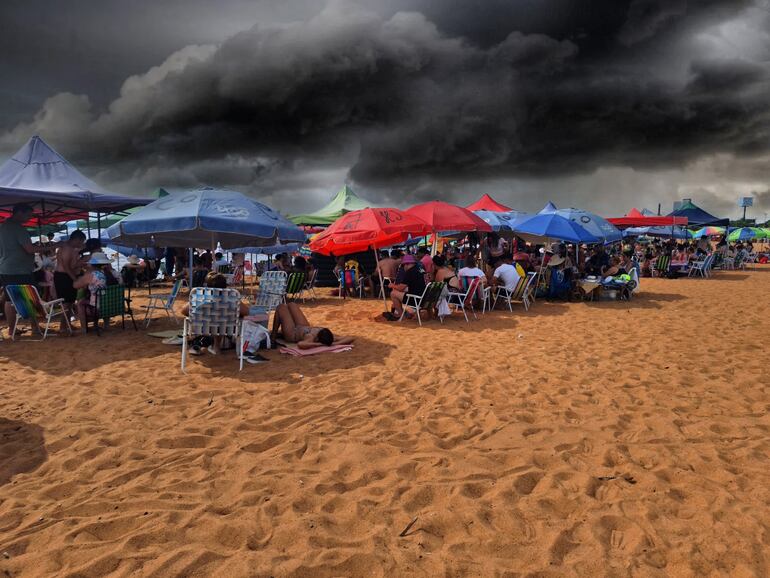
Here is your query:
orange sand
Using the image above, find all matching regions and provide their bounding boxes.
[1,268,769,577]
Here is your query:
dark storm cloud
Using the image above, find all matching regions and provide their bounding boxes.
[1,0,768,214]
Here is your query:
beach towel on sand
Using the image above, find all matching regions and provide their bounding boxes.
[279,344,354,356]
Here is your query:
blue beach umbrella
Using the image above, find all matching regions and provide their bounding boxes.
[623,226,694,239]
[229,243,302,255]
[553,208,622,243]
[107,187,304,249]
[473,210,531,232]
[512,213,601,244]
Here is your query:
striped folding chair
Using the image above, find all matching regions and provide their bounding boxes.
[446,276,482,323]
[4,284,71,340]
[92,285,137,335]
[651,255,670,277]
[143,278,185,327]
[284,271,307,301]
[181,287,243,372]
[339,269,363,299]
[494,272,537,312]
[460,275,491,314]
[400,281,445,326]
[252,271,287,314]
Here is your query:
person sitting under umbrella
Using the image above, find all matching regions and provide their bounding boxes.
[385,254,425,321]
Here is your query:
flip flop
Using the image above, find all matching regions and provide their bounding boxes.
[381,312,397,321]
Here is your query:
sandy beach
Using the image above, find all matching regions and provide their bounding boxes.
[1,268,769,577]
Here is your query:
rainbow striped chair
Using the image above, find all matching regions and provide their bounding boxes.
[181,287,243,372]
[4,284,71,340]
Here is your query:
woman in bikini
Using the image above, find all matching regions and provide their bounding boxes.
[432,255,462,291]
[272,303,354,349]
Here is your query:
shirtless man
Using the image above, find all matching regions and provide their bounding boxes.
[54,230,87,313]
[272,303,354,349]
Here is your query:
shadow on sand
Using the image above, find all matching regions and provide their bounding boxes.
[0,418,47,486]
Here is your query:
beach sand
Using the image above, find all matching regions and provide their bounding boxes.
[0,268,769,577]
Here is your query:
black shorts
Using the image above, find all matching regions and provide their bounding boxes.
[0,273,35,287]
[54,271,77,303]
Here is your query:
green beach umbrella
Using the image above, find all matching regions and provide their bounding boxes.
[727,227,768,242]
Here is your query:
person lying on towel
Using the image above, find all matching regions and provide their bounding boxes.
[272,303,354,349]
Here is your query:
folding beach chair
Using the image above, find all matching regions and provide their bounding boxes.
[651,255,670,277]
[303,269,318,300]
[688,254,713,278]
[4,284,71,340]
[284,271,307,301]
[181,287,243,372]
[339,269,365,299]
[143,278,185,327]
[493,272,536,312]
[90,285,137,335]
[446,277,482,323]
[460,275,491,314]
[217,264,233,274]
[399,281,445,326]
[251,271,287,314]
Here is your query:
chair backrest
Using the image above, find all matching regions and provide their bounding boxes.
[509,274,528,299]
[254,271,287,308]
[169,279,184,302]
[305,268,317,287]
[5,285,45,319]
[286,271,306,295]
[514,272,537,300]
[232,265,244,285]
[655,255,669,271]
[216,264,232,274]
[463,277,481,308]
[340,269,357,289]
[420,281,445,308]
[96,285,126,318]
[188,287,241,336]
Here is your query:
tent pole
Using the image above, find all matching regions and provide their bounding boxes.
[97,212,102,237]
[374,247,388,312]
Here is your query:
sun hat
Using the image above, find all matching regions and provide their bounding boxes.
[547,255,565,267]
[88,252,112,265]
[401,254,417,265]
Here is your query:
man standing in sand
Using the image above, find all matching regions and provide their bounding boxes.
[54,230,87,314]
[0,204,62,335]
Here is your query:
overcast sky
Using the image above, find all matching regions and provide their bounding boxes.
[1,0,769,219]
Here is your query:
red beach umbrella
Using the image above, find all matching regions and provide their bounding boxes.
[309,207,431,310]
[406,200,493,233]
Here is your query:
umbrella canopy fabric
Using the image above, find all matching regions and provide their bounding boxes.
[290,185,373,225]
[474,210,531,232]
[539,201,558,214]
[465,194,512,212]
[229,243,302,255]
[107,187,304,249]
[553,208,622,243]
[608,207,688,229]
[512,213,601,244]
[667,199,728,227]
[406,201,492,233]
[309,208,431,256]
[692,226,726,238]
[728,227,768,241]
[623,226,693,239]
[0,136,151,225]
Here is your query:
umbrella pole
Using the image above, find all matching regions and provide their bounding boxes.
[189,247,194,290]
[374,247,388,312]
